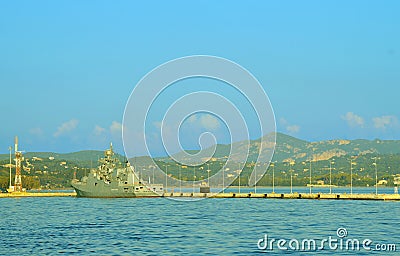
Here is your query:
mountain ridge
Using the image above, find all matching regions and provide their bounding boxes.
[1,133,400,163]
[158,132,400,163]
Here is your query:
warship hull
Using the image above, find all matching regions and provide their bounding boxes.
[71,181,161,198]
[70,143,163,198]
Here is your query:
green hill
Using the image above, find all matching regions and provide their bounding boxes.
[157,132,400,163]
[2,133,400,189]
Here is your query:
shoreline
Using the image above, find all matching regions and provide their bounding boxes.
[1,191,399,201]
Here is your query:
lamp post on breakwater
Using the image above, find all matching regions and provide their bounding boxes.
[329,160,335,194]
[290,161,295,194]
[222,167,225,192]
[270,162,275,193]
[180,165,188,193]
[238,163,241,193]
[372,157,379,195]
[303,159,313,194]
[350,157,357,195]
[253,161,257,194]
[193,166,196,194]
[207,163,211,188]
[309,159,312,194]
[165,165,168,193]
[179,165,182,193]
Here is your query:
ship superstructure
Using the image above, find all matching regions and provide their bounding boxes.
[71,143,163,197]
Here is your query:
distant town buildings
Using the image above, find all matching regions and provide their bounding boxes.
[377,179,388,186]
[394,175,400,186]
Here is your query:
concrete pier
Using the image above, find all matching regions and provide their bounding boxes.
[0,191,399,200]
[163,192,400,201]
[0,192,76,198]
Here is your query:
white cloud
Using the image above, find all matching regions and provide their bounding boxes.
[199,114,220,130]
[373,115,398,129]
[184,113,221,130]
[280,118,300,134]
[54,119,78,137]
[342,112,364,128]
[93,125,106,136]
[110,121,123,135]
[286,125,300,134]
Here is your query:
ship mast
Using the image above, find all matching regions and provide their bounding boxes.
[14,136,23,192]
[8,146,12,188]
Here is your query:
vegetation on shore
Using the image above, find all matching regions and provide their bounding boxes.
[1,133,399,189]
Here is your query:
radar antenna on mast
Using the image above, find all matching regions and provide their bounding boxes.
[13,136,24,192]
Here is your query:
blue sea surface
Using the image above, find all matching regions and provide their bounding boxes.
[0,188,399,255]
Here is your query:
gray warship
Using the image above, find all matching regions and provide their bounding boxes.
[71,143,163,197]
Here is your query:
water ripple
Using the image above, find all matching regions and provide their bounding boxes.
[0,197,399,255]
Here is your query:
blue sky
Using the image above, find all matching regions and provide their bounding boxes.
[0,1,399,154]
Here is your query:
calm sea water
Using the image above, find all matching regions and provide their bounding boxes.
[1,188,399,255]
